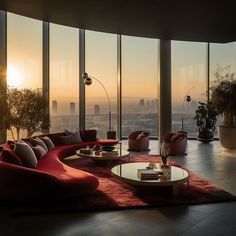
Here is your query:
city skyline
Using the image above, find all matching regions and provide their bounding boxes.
[5,12,236,140]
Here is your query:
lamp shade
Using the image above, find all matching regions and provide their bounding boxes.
[82,72,92,85]
[84,77,92,85]
[186,95,191,102]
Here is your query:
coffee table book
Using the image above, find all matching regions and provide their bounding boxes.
[137,168,162,180]
[101,150,118,157]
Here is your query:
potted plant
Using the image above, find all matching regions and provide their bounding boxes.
[194,101,217,142]
[210,80,236,149]
[0,86,50,141]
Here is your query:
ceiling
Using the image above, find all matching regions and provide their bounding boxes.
[0,0,236,43]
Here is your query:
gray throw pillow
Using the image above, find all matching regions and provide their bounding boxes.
[14,140,38,168]
[40,136,55,150]
[31,137,48,152]
[65,129,82,144]
[32,145,47,160]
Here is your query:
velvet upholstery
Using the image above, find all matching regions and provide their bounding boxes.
[0,131,118,202]
[128,131,150,151]
[162,132,187,155]
[0,147,23,166]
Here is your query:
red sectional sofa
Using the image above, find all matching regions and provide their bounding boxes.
[0,130,118,202]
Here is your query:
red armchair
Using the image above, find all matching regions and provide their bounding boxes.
[128,131,150,151]
[162,132,187,155]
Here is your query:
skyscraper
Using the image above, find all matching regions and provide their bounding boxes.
[139,99,145,114]
[70,102,75,114]
[52,100,57,113]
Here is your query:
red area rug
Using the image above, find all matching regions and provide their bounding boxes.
[10,155,236,215]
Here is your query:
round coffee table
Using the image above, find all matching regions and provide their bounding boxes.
[111,162,189,195]
[76,146,130,165]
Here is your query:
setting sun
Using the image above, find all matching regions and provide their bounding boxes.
[7,64,22,87]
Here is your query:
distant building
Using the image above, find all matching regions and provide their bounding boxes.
[52,100,57,113]
[146,100,150,112]
[139,99,145,113]
[94,104,100,115]
[70,102,75,114]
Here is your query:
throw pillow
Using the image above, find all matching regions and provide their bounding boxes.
[14,140,38,168]
[40,136,55,150]
[59,135,74,145]
[31,137,48,152]
[0,148,23,166]
[136,132,145,139]
[65,129,82,144]
[32,145,47,160]
[169,133,182,142]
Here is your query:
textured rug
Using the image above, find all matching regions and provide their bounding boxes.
[9,155,236,215]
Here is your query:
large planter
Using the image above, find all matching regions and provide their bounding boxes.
[197,128,214,143]
[218,125,236,149]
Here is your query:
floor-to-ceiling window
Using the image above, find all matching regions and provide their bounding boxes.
[171,41,207,138]
[6,12,228,142]
[121,36,159,138]
[85,30,117,138]
[50,23,80,132]
[7,13,42,139]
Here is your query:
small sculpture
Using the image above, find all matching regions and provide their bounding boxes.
[160,143,170,165]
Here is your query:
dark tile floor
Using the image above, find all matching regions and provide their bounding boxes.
[1,140,236,236]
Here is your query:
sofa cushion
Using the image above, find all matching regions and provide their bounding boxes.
[65,129,82,144]
[32,145,47,160]
[31,137,48,152]
[59,135,75,145]
[14,140,38,168]
[81,129,97,142]
[40,136,55,150]
[47,132,65,146]
[0,147,23,166]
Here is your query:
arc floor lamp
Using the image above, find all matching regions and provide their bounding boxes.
[82,72,116,139]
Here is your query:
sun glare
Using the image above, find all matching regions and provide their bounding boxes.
[7,65,22,87]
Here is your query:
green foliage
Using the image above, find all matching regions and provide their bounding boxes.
[194,101,217,130]
[20,88,50,137]
[211,80,236,126]
[0,86,50,140]
[0,81,10,130]
[210,65,236,126]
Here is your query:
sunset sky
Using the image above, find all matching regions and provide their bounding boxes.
[6,12,236,114]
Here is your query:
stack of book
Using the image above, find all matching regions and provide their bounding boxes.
[137,168,163,180]
[101,150,118,157]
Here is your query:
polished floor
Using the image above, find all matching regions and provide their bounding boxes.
[1,140,236,236]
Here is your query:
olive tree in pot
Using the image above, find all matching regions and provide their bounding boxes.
[211,80,236,149]
[0,86,50,141]
[194,101,217,143]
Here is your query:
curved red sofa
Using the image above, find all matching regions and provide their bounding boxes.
[0,131,118,202]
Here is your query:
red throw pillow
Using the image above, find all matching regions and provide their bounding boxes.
[48,132,66,146]
[0,148,23,166]
[176,136,185,142]
[136,132,145,139]
[170,133,183,142]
